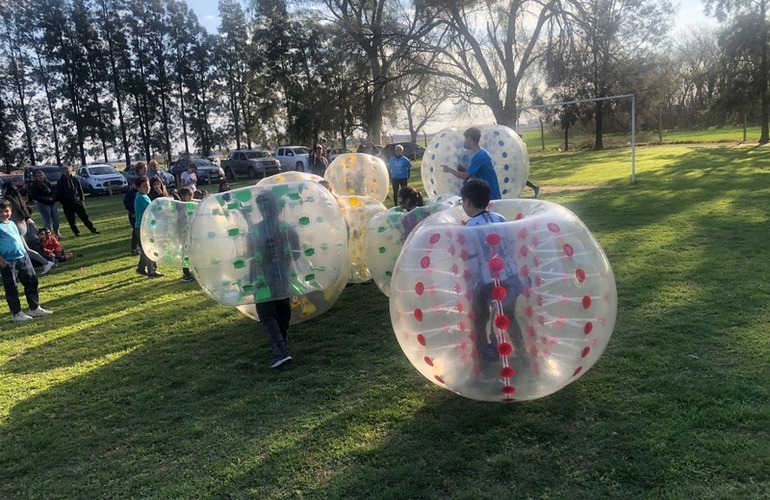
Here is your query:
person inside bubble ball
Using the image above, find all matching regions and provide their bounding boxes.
[442,127,502,200]
[248,191,301,369]
[460,179,529,378]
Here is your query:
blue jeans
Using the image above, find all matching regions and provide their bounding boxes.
[1,255,39,315]
[36,203,60,235]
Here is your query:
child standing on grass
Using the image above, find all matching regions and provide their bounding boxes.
[134,176,164,279]
[0,201,53,322]
[177,187,196,283]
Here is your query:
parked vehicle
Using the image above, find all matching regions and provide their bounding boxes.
[23,165,63,193]
[0,174,26,196]
[172,157,225,185]
[383,142,426,161]
[221,150,281,180]
[356,142,384,157]
[274,146,311,172]
[122,165,177,189]
[327,148,352,162]
[76,164,129,195]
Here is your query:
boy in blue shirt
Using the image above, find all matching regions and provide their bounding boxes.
[134,176,164,278]
[442,126,502,200]
[0,201,53,321]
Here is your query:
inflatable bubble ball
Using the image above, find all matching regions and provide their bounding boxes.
[236,258,350,325]
[325,153,389,201]
[140,197,198,267]
[186,181,349,307]
[366,196,460,296]
[258,171,324,186]
[338,195,387,283]
[421,125,529,199]
[389,199,616,402]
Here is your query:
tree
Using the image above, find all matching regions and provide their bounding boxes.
[315,0,437,143]
[394,69,451,143]
[547,0,673,149]
[706,0,770,143]
[420,0,576,128]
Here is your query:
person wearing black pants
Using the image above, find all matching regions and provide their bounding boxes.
[56,166,99,237]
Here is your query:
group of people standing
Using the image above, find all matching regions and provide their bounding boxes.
[1,164,99,322]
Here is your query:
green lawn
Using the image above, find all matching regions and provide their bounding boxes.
[1,143,769,498]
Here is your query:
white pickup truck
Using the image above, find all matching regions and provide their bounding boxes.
[274,146,311,172]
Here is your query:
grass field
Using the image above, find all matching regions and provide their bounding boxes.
[1,142,769,498]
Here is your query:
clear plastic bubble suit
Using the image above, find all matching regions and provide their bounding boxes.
[339,195,387,283]
[366,196,460,297]
[390,199,616,402]
[236,258,350,325]
[325,153,389,201]
[258,171,324,186]
[187,181,349,307]
[421,124,529,199]
[140,197,198,267]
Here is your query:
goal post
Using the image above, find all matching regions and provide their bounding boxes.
[520,94,637,183]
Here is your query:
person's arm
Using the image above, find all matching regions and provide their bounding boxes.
[0,255,7,268]
[406,158,413,179]
[442,164,470,180]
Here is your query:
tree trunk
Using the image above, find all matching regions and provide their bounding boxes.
[594,100,605,150]
[759,0,769,144]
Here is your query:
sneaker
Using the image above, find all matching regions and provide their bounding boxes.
[27,306,52,317]
[147,272,165,278]
[533,186,540,198]
[269,355,292,369]
[182,275,194,283]
[136,268,147,276]
[40,260,56,275]
[11,311,34,321]
[91,230,101,234]
[74,233,81,237]
[55,234,65,240]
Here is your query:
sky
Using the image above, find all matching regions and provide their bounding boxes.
[187,0,716,35]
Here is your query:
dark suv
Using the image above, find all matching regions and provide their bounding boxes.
[383,142,426,161]
[171,157,224,185]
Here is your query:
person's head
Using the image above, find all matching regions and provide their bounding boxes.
[150,176,164,193]
[135,175,150,194]
[187,162,196,173]
[218,179,230,192]
[34,170,47,183]
[1,181,18,198]
[256,190,279,219]
[38,227,53,241]
[193,189,206,200]
[398,186,423,211]
[0,201,11,222]
[460,179,491,215]
[177,187,193,201]
[463,127,482,150]
[148,159,159,171]
[61,165,72,176]
[394,144,404,157]
[135,161,147,177]
[314,144,322,155]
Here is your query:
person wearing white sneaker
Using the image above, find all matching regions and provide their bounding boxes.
[27,306,53,317]
[1,201,52,322]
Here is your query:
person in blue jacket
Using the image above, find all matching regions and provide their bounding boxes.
[387,144,412,201]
